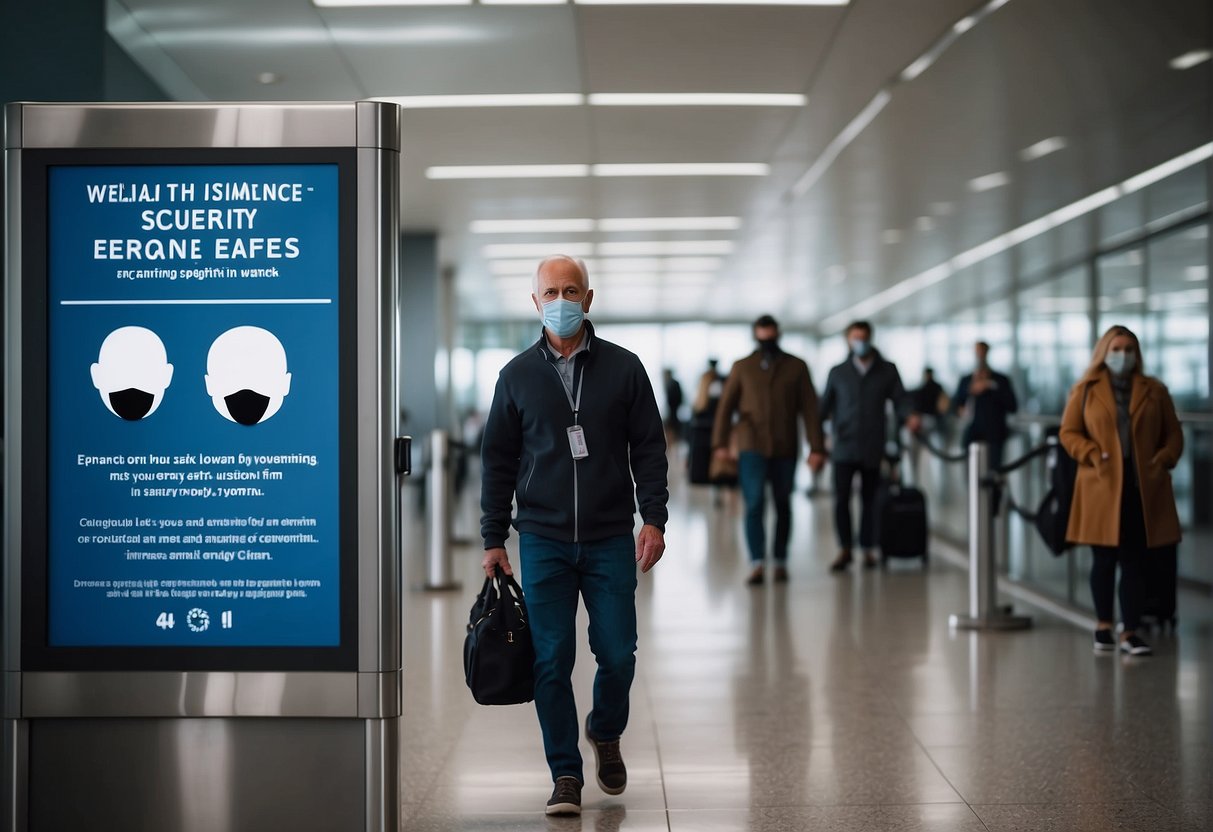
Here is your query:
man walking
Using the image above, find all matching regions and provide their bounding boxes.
[819,321,920,571]
[711,315,824,585]
[952,340,1018,469]
[480,255,668,816]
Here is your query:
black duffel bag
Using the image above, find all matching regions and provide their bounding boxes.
[463,568,535,706]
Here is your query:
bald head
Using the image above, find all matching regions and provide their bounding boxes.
[532,255,594,322]
[533,255,589,295]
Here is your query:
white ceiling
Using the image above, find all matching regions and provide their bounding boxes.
[108,0,1211,328]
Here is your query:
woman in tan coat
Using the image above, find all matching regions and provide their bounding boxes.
[1060,325,1183,656]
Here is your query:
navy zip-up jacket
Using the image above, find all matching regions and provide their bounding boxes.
[480,322,669,549]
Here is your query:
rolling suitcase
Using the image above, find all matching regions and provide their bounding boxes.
[876,480,929,565]
[1140,544,1178,632]
[687,416,713,485]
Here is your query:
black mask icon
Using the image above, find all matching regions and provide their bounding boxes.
[224,389,271,426]
[108,388,155,421]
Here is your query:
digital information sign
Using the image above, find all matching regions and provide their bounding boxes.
[46,163,342,648]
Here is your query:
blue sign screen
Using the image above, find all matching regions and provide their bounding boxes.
[48,164,341,647]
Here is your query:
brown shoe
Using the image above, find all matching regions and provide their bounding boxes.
[773,565,789,583]
[863,550,880,569]
[745,564,765,585]
[829,550,853,572]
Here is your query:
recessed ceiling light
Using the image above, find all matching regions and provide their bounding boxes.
[382,94,584,109]
[588,93,806,107]
[483,243,594,259]
[930,202,955,217]
[489,260,544,275]
[481,0,564,4]
[881,229,902,245]
[471,219,595,234]
[591,257,722,272]
[952,15,977,34]
[968,171,1011,192]
[1019,136,1068,161]
[257,72,281,85]
[592,163,768,177]
[1169,49,1212,70]
[596,241,735,256]
[427,164,589,179]
[598,217,742,232]
[1121,143,1213,194]
[916,216,936,232]
[1185,266,1208,282]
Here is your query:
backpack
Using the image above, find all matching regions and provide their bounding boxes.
[1033,387,1086,556]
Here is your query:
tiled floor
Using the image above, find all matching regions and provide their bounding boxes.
[398,459,1212,831]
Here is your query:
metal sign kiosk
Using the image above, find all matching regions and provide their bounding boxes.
[3,102,402,832]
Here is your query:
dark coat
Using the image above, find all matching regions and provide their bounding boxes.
[480,322,669,548]
[953,369,1018,444]
[819,350,910,468]
[1059,371,1183,548]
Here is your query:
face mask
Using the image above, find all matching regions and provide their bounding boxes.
[1105,350,1136,376]
[757,337,779,353]
[850,338,871,358]
[109,388,155,421]
[542,298,585,339]
[225,389,271,426]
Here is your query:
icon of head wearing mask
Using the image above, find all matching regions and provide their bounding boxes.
[90,326,174,421]
[205,326,292,426]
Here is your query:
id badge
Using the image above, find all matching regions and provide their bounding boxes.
[567,425,589,459]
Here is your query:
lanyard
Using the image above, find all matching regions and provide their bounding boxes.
[552,360,584,422]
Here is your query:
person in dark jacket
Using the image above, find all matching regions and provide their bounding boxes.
[712,315,824,585]
[952,341,1018,469]
[818,321,920,571]
[480,255,668,817]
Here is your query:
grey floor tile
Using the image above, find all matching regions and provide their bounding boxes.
[666,804,987,831]
[972,801,1193,832]
[404,807,668,832]
[927,744,1151,804]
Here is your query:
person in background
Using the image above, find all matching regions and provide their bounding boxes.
[480,255,668,815]
[819,321,920,571]
[952,341,1018,470]
[1059,325,1183,657]
[662,368,685,450]
[692,358,725,423]
[712,315,824,585]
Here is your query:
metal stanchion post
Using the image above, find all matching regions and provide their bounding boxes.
[425,429,460,591]
[950,441,1031,630]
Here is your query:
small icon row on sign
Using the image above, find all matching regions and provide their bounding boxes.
[155,609,233,631]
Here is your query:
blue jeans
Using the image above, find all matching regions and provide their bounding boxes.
[519,532,638,783]
[738,452,796,565]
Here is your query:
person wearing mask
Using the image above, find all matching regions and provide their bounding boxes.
[712,315,824,585]
[952,341,1019,470]
[819,321,920,571]
[480,255,669,815]
[1060,325,1183,657]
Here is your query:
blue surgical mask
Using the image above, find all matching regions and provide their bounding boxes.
[850,338,871,358]
[542,298,585,339]
[1105,349,1136,376]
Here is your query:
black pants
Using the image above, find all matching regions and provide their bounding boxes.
[1090,477,1147,631]
[833,462,880,550]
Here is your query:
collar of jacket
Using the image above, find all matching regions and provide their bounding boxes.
[534,319,596,363]
[1079,369,1152,418]
[846,347,885,369]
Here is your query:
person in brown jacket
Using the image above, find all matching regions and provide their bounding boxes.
[712,315,825,585]
[1060,325,1183,657]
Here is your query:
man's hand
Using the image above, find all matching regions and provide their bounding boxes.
[636,525,665,574]
[482,547,513,578]
[906,413,923,434]
[713,447,732,462]
[808,451,827,472]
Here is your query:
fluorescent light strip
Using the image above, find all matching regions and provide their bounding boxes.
[471,219,595,234]
[820,143,1212,331]
[791,90,891,197]
[588,93,805,107]
[592,257,722,272]
[968,171,1011,192]
[1019,136,1067,162]
[428,165,589,179]
[593,163,768,177]
[598,216,742,232]
[596,240,735,255]
[1170,49,1212,70]
[383,94,583,109]
[481,0,565,4]
[483,243,594,259]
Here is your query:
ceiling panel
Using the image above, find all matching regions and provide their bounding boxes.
[578,7,842,92]
[589,107,800,162]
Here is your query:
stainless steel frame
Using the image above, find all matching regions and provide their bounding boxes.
[3,102,402,832]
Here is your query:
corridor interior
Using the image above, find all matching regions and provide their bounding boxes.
[397,450,1211,831]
